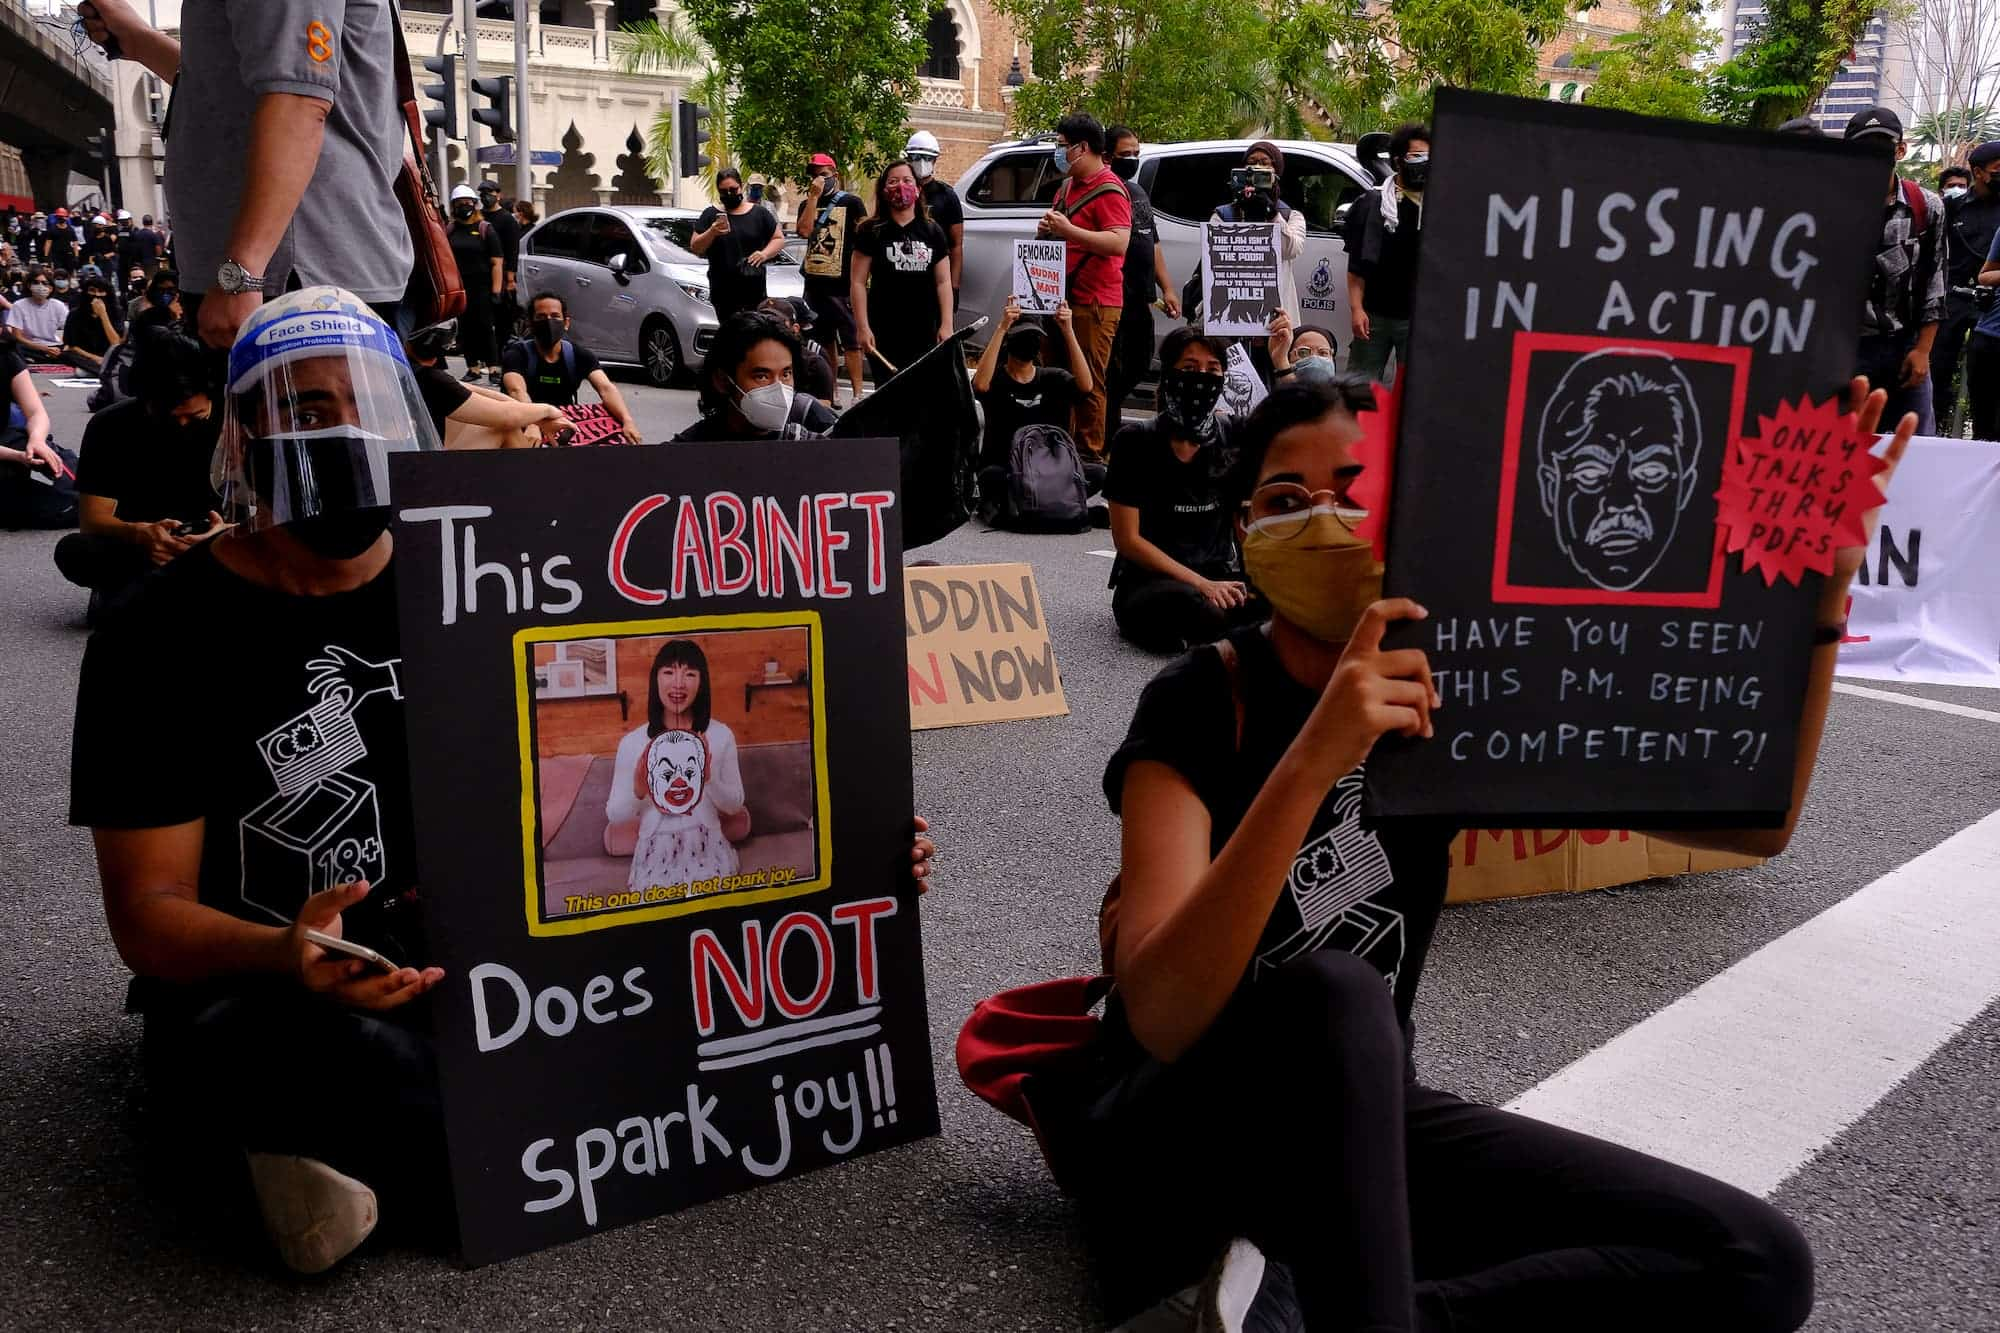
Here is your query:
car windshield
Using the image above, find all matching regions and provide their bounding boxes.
[638,217,699,263]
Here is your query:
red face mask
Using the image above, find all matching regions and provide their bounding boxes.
[887,183,918,209]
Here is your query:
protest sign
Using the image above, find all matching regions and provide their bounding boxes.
[556,403,625,447]
[1365,90,1887,826]
[832,330,980,549]
[1443,827,1759,904]
[1202,221,1281,336]
[905,563,1067,729]
[1838,437,2000,687]
[390,442,937,1264]
[1217,342,1268,418]
[1013,239,1065,315]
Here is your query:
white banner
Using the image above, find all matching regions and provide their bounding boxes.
[1838,437,2000,687]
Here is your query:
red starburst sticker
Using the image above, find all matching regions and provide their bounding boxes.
[1348,369,1402,562]
[1714,393,1888,586]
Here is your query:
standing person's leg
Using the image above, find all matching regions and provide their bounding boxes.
[462,294,498,376]
[1106,301,1154,439]
[1384,315,1413,382]
[1070,304,1121,460]
[1967,333,2000,441]
[1404,1086,1813,1331]
[1349,318,1392,382]
[1041,952,1420,1327]
[1933,308,1972,434]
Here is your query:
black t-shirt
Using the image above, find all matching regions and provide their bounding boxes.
[695,203,779,300]
[795,344,838,404]
[854,215,948,340]
[72,397,221,525]
[43,227,76,266]
[62,298,124,357]
[0,340,23,388]
[85,231,119,264]
[800,190,867,286]
[1945,193,2000,299]
[413,362,472,441]
[69,546,422,1005]
[484,207,523,273]
[977,366,1079,468]
[449,218,500,293]
[135,227,165,263]
[501,338,601,406]
[923,181,964,271]
[1102,418,1241,583]
[117,229,146,272]
[1105,626,1452,1022]
[1122,178,1160,307]
[1349,196,1423,319]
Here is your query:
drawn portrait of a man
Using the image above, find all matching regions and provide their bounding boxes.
[1533,349,1703,593]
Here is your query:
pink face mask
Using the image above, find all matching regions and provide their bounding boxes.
[887,183,918,209]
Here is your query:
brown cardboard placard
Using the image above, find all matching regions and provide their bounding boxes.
[904,563,1067,730]
[1445,827,1763,904]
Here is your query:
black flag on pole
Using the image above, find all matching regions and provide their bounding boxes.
[831,327,980,549]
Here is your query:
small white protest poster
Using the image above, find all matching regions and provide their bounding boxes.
[1217,341,1268,418]
[1013,239,1065,314]
[1201,221,1281,336]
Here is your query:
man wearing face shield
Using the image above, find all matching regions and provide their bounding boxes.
[1346,122,1429,384]
[69,287,449,1276]
[905,131,965,303]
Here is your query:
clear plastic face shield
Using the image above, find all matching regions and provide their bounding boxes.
[214,287,440,541]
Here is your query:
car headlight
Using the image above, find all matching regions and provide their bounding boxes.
[676,281,711,306]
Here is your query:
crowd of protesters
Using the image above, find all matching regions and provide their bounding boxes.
[0,2,1966,1328]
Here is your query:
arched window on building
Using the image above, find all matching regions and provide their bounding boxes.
[922,8,962,80]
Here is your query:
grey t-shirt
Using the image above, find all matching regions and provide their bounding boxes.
[166,0,412,303]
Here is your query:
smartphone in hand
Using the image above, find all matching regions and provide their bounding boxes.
[303,928,400,974]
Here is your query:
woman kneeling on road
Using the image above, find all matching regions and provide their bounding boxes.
[1033,374,1913,1331]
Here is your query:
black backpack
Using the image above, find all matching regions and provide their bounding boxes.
[0,442,80,530]
[88,339,139,412]
[1002,423,1089,533]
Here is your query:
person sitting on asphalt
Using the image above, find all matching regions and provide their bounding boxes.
[129,269,184,339]
[972,295,1093,472]
[59,267,126,374]
[53,329,224,613]
[499,290,642,443]
[1103,326,1263,654]
[757,296,839,410]
[5,269,69,363]
[403,320,565,450]
[0,327,62,522]
[674,308,839,442]
[1028,371,1915,1333]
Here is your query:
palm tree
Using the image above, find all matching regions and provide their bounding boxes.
[617,16,730,194]
[1913,104,1999,166]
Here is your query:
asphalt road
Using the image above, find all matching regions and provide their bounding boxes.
[2,371,1994,1331]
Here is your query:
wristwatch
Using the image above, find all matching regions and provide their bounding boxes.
[217,258,266,295]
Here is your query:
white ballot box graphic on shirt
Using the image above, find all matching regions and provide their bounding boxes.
[240,690,388,919]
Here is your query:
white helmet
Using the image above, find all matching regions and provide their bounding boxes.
[905,130,941,180]
[450,183,479,203]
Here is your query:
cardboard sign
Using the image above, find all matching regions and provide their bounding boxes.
[904,562,1067,729]
[1444,827,1762,903]
[1013,239,1065,315]
[390,442,937,1265]
[1365,91,1887,827]
[1217,341,1268,418]
[1202,221,1281,336]
[554,403,627,446]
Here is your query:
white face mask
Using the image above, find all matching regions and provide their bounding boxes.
[736,379,796,431]
[910,156,936,181]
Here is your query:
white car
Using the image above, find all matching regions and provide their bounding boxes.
[519,204,805,386]
[954,136,1382,371]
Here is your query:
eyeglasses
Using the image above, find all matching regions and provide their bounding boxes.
[1293,347,1333,362]
[1242,483,1365,540]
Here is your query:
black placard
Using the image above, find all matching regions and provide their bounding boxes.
[1365,91,1888,826]
[390,442,935,1265]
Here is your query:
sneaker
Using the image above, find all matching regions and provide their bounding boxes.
[460,367,483,383]
[1195,1238,1304,1333]
[245,1152,378,1275]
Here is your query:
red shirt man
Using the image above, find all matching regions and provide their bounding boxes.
[1040,113,1132,460]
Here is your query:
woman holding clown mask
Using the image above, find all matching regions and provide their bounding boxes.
[1031,374,1913,1331]
[606,639,748,898]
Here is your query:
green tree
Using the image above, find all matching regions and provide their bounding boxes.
[619,17,731,196]
[1911,105,1999,166]
[1571,0,1717,122]
[1706,0,1877,128]
[635,0,931,185]
[1383,0,1576,118]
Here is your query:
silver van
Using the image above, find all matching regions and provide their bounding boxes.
[519,204,805,386]
[955,137,1381,368]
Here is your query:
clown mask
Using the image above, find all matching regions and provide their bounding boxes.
[646,730,708,815]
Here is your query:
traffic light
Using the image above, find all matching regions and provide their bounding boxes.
[471,74,514,144]
[422,54,459,140]
[676,101,712,178]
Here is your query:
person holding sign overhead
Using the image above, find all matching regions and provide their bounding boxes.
[850,160,954,379]
[1033,372,1916,1331]
[1210,142,1306,325]
[1041,113,1132,462]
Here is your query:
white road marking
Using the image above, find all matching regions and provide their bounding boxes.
[1087,549,1116,559]
[1506,808,2000,1198]
[1832,680,2000,725]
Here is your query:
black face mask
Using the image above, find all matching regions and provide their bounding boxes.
[1110,156,1140,182]
[532,316,565,350]
[1400,160,1429,191]
[290,508,393,560]
[452,202,477,220]
[1160,369,1227,430]
[719,190,743,209]
[1004,328,1043,362]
